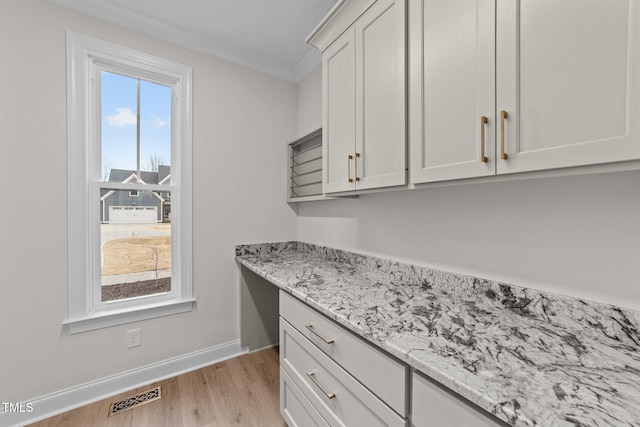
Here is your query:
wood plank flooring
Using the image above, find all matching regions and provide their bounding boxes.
[30,347,286,427]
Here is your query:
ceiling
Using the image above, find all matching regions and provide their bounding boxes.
[49,0,339,82]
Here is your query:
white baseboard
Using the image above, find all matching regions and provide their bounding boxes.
[0,340,245,427]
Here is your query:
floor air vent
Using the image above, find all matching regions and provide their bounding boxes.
[108,386,162,417]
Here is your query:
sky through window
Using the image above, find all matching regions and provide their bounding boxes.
[101,71,172,178]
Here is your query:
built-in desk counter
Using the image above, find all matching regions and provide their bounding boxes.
[236,242,640,426]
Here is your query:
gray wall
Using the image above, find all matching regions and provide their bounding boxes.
[0,0,297,402]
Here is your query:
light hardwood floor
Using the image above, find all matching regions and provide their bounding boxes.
[30,347,286,427]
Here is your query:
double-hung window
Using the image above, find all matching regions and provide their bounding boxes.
[65,32,193,333]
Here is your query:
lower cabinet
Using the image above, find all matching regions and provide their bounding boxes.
[412,371,509,427]
[279,291,407,415]
[279,291,407,426]
[280,318,406,426]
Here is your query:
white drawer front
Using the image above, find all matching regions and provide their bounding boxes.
[281,368,330,427]
[279,291,407,416]
[412,371,507,427]
[281,318,406,427]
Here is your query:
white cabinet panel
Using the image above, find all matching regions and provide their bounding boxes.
[356,0,406,189]
[315,0,406,194]
[412,371,507,427]
[411,0,640,184]
[281,368,330,427]
[323,29,357,194]
[410,0,496,183]
[497,0,640,173]
[280,318,406,427]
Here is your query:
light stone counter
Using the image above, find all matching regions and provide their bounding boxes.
[236,242,640,427]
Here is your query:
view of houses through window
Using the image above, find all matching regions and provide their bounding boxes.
[100,71,173,302]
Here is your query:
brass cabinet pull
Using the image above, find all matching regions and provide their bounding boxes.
[347,155,353,183]
[500,110,509,160]
[307,372,336,399]
[355,152,360,182]
[480,116,489,163]
[305,324,335,344]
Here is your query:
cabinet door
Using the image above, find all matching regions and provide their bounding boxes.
[323,28,357,194]
[412,372,508,427]
[409,0,496,184]
[355,0,407,190]
[496,0,640,174]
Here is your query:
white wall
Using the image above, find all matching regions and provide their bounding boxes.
[296,65,322,137]
[0,0,297,402]
[295,67,640,311]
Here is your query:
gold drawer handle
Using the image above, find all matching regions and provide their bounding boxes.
[307,372,336,400]
[347,155,354,183]
[500,110,509,160]
[304,324,335,344]
[480,116,488,163]
[354,152,360,182]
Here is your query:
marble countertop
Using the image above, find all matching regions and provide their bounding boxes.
[235,242,640,427]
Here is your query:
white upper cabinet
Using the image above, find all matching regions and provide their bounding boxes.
[323,29,357,193]
[497,0,640,174]
[411,0,640,184]
[309,0,406,194]
[355,0,406,190]
[409,0,496,183]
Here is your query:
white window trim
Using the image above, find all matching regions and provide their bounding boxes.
[65,31,194,334]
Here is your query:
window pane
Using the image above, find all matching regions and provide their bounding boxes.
[100,189,171,302]
[140,80,172,172]
[101,71,138,181]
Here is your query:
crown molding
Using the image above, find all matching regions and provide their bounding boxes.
[50,0,313,82]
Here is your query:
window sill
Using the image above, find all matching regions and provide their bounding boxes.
[63,298,196,334]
